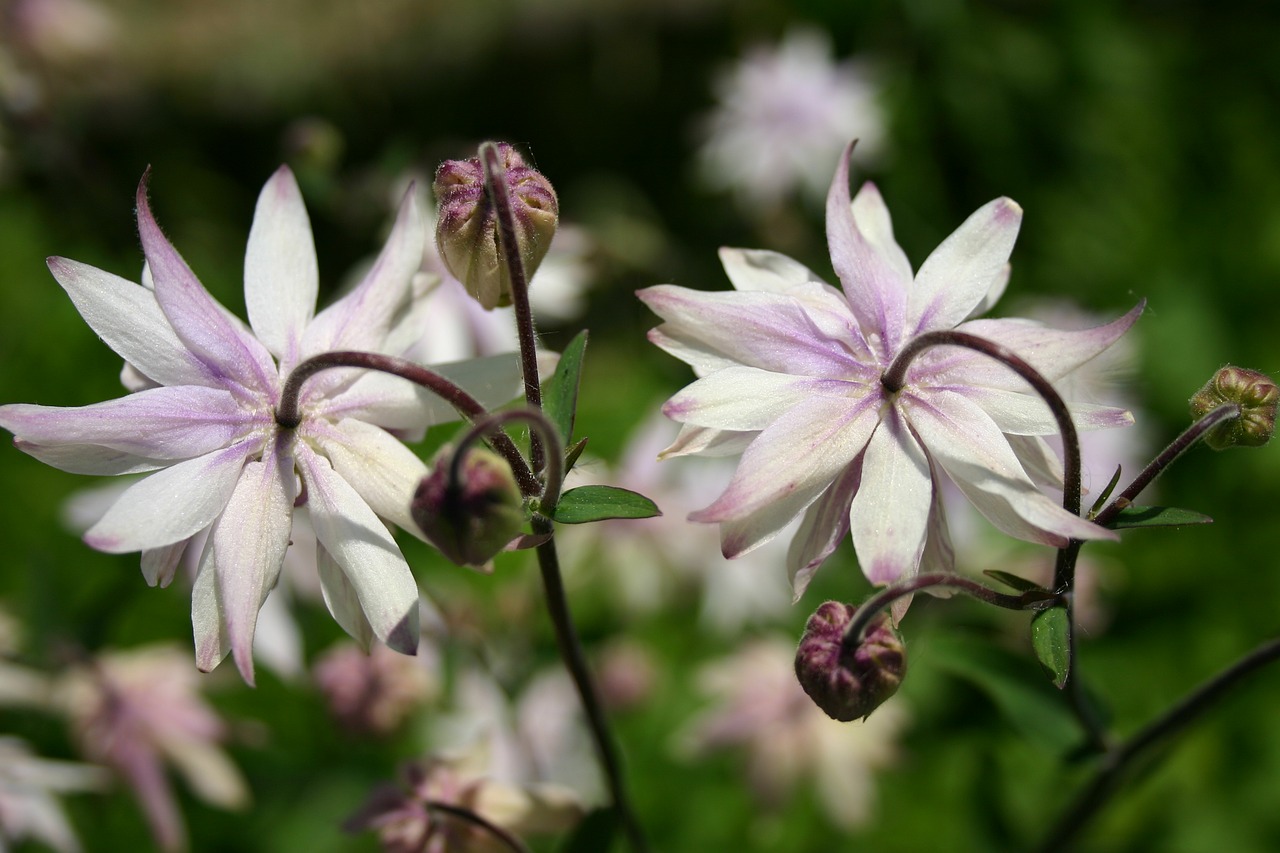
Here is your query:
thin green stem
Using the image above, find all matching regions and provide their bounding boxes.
[1039,636,1280,852]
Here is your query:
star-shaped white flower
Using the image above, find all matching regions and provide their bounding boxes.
[0,167,519,683]
[640,144,1140,597]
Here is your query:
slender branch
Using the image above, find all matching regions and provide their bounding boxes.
[481,142,545,475]
[1094,403,1240,527]
[425,801,532,853]
[841,572,1057,658]
[1039,636,1280,852]
[275,349,540,497]
[451,409,565,507]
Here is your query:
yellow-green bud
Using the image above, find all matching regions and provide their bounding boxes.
[794,602,905,722]
[1190,365,1279,450]
[433,142,559,310]
[410,446,525,567]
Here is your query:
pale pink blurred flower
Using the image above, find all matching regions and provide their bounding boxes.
[699,27,886,208]
[344,746,582,853]
[676,637,907,830]
[0,737,107,853]
[55,645,248,852]
[10,0,118,64]
[313,639,440,736]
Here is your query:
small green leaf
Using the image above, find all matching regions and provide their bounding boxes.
[560,807,618,853]
[563,436,589,474]
[929,637,1082,753]
[1088,464,1124,516]
[1104,505,1213,530]
[553,486,661,524]
[1032,607,1071,689]
[983,570,1045,593]
[542,330,588,445]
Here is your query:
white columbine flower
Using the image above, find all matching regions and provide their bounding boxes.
[639,144,1141,597]
[0,167,519,683]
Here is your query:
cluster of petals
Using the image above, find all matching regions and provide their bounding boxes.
[640,143,1141,596]
[0,167,518,683]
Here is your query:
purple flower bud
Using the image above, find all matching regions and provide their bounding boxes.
[411,446,526,567]
[434,142,559,310]
[794,601,905,722]
[1190,365,1279,450]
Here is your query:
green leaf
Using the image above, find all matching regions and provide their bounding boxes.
[929,637,1082,753]
[1104,505,1213,530]
[564,436,589,474]
[1032,607,1072,689]
[552,486,661,524]
[541,330,588,445]
[1088,464,1125,516]
[560,807,617,853]
[983,570,1045,593]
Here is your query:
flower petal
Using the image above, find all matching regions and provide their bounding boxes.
[908,198,1022,335]
[849,410,934,586]
[315,542,375,650]
[211,448,295,685]
[658,424,757,460]
[850,182,913,291]
[300,184,423,360]
[692,394,880,558]
[718,247,828,294]
[296,444,419,653]
[83,440,256,553]
[639,285,865,378]
[141,539,190,588]
[0,386,253,460]
[948,385,1135,435]
[192,538,229,674]
[136,172,278,399]
[662,366,869,432]
[825,144,909,356]
[244,166,317,369]
[46,257,219,388]
[786,460,860,600]
[309,418,427,538]
[1006,434,1065,488]
[901,390,1116,546]
[12,440,167,476]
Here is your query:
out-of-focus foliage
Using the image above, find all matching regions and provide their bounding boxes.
[2,1,1280,850]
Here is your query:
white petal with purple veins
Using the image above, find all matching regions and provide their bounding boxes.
[244,166,318,369]
[849,411,933,585]
[311,418,427,538]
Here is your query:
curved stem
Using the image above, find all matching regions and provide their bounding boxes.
[425,801,532,853]
[452,409,565,506]
[1039,636,1280,852]
[840,572,1058,658]
[276,350,540,496]
[481,142,544,475]
[1094,403,1240,527]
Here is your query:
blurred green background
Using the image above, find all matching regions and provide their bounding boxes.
[2,1,1280,851]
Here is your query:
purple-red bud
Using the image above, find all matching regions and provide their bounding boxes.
[410,446,525,568]
[433,142,558,310]
[1190,365,1279,450]
[795,601,905,722]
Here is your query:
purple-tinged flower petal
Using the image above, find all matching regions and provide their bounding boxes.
[901,391,1116,546]
[849,411,934,585]
[787,460,861,599]
[943,386,1134,435]
[908,198,1022,336]
[11,441,167,476]
[136,173,278,400]
[192,543,229,674]
[212,450,295,685]
[46,258,220,389]
[936,302,1144,387]
[659,424,758,459]
[0,386,253,460]
[244,166,317,370]
[849,182,913,292]
[693,395,880,557]
[300,185,423,362]
[639,285,866,378]
[83,440,257,553]
[917,467,954,575]
[1006,434,1065,489]
[718,247,835,297]
[296,445,419,654]
[141,540,189,588]
[825,142,908,357]
[319,354,521,432]
[310,418,428,538]
[966,263,1010,320]
[316,543,375,650]
[663,366,867,432]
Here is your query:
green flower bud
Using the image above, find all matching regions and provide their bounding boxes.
[794,602,905,722]
[433,142,559,310]
[1190,365,1279,450]
[411,446,526,568]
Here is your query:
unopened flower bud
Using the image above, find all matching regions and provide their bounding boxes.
[411,446,525,567]
[434,142,559,310]
[794,602,905,722]
[1190,365,1279,450]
